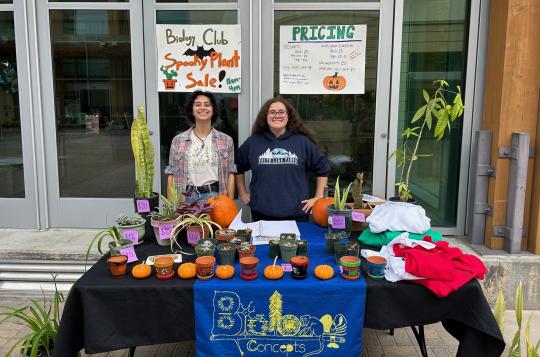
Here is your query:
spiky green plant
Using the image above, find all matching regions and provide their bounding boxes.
[170,214,222,253]
[131,106,155,198]
[84,226,130,270]
[351,172,365,209]
[151,185,182,221]
[333,176,352,211]
[115,213,145,226]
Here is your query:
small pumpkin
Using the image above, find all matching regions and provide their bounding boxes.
[208,195,239,228]
[264,257,284,280]
[311,197,334,227]
[215,265,235,280]
[178,262,197,279]
[322,72,347,91]
[131,263,152,279]
[314,264,335,280]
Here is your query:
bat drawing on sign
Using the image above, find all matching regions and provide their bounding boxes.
[183,46,216,59]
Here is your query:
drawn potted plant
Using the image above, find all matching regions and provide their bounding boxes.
[114,213,146,245]
[131,106,159,235]
[170,213,222,252]
[150,186,182,247]
[389,80,464,202]
[160,65,178,90]
[327,176,353,239]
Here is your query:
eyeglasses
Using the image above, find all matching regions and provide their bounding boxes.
[267,110,288,117]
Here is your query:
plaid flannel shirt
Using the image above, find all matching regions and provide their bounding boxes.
[165,128,236,195]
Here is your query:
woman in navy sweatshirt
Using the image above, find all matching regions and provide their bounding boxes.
[235,97,329,221]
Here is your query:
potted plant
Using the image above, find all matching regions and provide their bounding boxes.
[150,186,182,246]
[350,172,373,232]
[160,65,178,90]
[327,176,353,239]
[0,276,63,357]
[114,213,146,245]
[389,80,464,202]
[195,240,216,258]
[170,213,222,252]
[236,241,256,259]
[85,226,134,268]
[131,106,159,235]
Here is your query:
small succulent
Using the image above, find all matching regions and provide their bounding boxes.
[197,241,215,252]
[281,241,296,248]
[238,242,253,252]
[115,213,145,226]
[230,237,244,245]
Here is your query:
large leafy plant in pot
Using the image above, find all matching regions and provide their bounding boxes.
[389,80,464,202]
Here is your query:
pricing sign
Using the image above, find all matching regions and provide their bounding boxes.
[331,215,346,229]
[136,199,150,213]
[159,224,174,240]
[281,263,292,272]
[187,230,201,245]
[352,212,366,222]
[122,229,139,244]
[119,247,138,263]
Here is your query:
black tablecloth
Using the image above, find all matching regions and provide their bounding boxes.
[54,232,505,357]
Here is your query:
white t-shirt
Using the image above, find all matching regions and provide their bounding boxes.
[187,131,219,186]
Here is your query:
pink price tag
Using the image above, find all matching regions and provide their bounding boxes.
[119,247,138,263]
[159,224,174,240]
[122,229,139,243]
[281,264,292,272]
[136,199,150,213]
[187,230,201,245]
[331,215,346,229]
[352,212,366,222]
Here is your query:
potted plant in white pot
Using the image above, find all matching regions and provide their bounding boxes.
[389,80,464,202]
[114,213,146,245]
[150,185,182,247]
[327,176,353,239]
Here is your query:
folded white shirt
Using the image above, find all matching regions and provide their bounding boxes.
[366,201,431,234]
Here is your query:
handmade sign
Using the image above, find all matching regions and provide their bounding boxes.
[156,24,241,93]
[279,24,366,94]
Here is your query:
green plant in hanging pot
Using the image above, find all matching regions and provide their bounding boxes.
[327,176,353,239]
[389,80,464,202]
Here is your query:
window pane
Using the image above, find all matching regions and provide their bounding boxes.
[275,11,379,195]
[0,12,24,198]
[157,0,236,3]
[50,10,135,198]
[397,0,469,226]
[50,1,128,3]
[157,11,238,194]
[276,0,378,2]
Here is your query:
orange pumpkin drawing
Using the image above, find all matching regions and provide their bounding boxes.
[178,262,197,279]
[323,72,346,91]
[311,197,334,227]
[215,265,235,280]
[131,263,152,279]
[207,195,239,228]
[314,264,335,280]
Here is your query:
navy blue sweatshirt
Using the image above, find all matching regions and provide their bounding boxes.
[236,130,330,218]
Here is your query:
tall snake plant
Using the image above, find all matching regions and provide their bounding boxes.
[131,105,155,198]
[333,176,352,211]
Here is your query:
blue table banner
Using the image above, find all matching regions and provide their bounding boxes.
[195,223,366,357]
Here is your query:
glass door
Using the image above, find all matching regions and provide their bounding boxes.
[38,0,145,228]
[0,1,38,228]
[261,1,394,198]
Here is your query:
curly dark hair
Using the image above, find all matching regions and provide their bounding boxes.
[185,90,219,124]
[252,96,316,143]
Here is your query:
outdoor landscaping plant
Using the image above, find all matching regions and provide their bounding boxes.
[389,80,464,201]
[0,276,65,357]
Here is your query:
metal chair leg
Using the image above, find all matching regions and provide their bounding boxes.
[410,325,428,357]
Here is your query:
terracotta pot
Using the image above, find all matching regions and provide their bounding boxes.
[340,256,361,281]
[290,255,309,280]
[154,256,174,280]
[237,244,256,259]
[186,225,211,246]
[107,255,128,278]
[239,256,259,280]
[195,255,216,280]
[215,228,236,244]
[366,256,387,280]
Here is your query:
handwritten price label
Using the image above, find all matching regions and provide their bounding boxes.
[187,230,201,245]
[331,215,346,229]
[122,229,139,243]
[136,200,150,213]
[352,212,366,222]
[159,224,173,240]
[119,247,138,263]
[281,264,292,272]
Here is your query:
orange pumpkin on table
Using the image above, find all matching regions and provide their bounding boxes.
[207,195,238,228]
[264,257,284,280]
[314,264,335,280]
[131,263,152,279]
[178,262,197,279]
[311,197,334,227]
[215,265,235,280]
[323,72,347,91]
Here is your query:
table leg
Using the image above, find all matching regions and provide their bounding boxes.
[388,328,394,336]
[410,325,428,357]
[128,346,137,357]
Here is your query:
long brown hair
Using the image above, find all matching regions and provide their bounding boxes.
[252,96,316,143]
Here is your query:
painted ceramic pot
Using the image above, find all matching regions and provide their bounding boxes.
[239,256,259,280]
[154,256,174,280]
[107,255,128,278]
[340,256,361,281]
[290,255,309,280]
[366,255,387,280]
[195,255,216,280]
